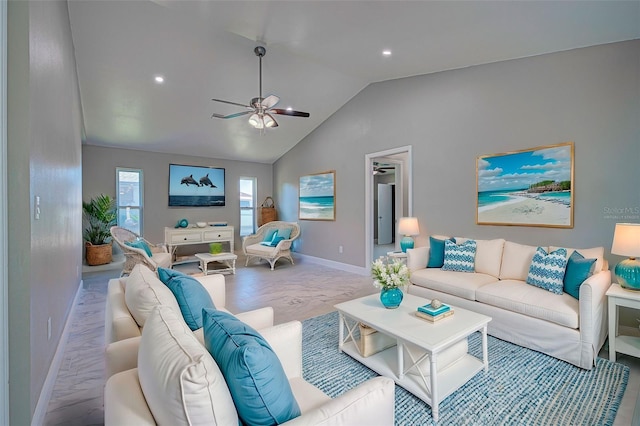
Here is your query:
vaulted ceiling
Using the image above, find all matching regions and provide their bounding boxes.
[68,1,640,164]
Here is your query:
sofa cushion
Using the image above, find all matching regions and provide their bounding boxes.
[457,238,506,278]
[157,267,215,331]
[124,264,180,327]
[550,245,605,273]
[526,247,568,295]
[563,251,597,300]
[499,241,543,281]
[410,269,497,301]
[202,309,301,425]
[427,236,454,268]
[476,280,579,329]
[442,239,477,272]
[137,305,238,426]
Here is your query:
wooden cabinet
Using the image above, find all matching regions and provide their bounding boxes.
[164,226,234,265]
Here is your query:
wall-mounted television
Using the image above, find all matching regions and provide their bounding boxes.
[168,164,225,207]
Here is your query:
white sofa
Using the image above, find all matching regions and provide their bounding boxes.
[406,237,611,370]
[104,264,275,377]
[104,304,396,425]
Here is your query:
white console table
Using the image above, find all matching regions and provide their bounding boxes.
[164,226,234,266]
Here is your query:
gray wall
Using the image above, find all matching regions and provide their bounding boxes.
[82,145,273,247]
[274,40,640,269]
[7,1,83,423]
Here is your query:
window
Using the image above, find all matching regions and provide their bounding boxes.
[240,177,256,236]
[116,168,143,235]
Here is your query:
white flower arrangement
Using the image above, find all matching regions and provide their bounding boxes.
[371,257,409,291]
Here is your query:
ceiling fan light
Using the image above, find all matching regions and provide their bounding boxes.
[263,114,276,128]
[248,113,263,129]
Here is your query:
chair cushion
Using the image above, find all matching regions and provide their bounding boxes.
[125,240,152,257]
[476,280,579,329]
[442,239,477,272]
[157,267,215,331]
[137,305,238,426]
[262,228,278,243]
[202,309,301,425]
[410,268,497,301]
[277,227,292,239]
[563,251,597,300]
[123,264,180,327]
[499,241,542,281]
[526,247,568,295]
[246,243,279,256]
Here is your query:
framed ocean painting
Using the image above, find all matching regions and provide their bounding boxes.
[476,142,574,228]
[299,171,336,221]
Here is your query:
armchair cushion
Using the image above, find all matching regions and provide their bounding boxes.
[138,305,238,426]
[203,309,301,425]
[261,236,284,247]
[125,240,153,257]
[157,267,215,331]
[263,228,278,242]
[277,227,292,239]
[124,264,180,327]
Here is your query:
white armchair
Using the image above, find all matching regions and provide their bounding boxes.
[243,221,301,270]
[110,226,172,276]
[104,306,395,426]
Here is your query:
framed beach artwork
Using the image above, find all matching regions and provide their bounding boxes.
[299,171,336,221]
[476,142,574,228]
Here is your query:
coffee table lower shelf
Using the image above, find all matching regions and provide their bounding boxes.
[340,340,485,419]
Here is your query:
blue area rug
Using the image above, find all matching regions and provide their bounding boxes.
[301,311,628,425]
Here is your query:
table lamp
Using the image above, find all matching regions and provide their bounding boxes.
[398,217,420,253]
[611,223,640,290]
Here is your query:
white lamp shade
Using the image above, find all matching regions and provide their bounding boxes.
[248,113,263,129]
[398,217,419,236]
[611,223,640,257]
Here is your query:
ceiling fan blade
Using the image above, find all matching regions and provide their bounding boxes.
[211,111,252,119]
[211,98,252,109]
[271,109,310,118]
[261,95,280,109]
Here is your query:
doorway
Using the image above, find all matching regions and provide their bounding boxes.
[365,146,412,266]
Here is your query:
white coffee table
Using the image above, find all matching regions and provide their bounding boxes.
[334,293,491,421]
[195,252,237,275]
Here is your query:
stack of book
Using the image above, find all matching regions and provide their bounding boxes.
[416,302,454,322]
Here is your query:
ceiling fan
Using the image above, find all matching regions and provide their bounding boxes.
[373,162,396,175]
[211,46,310,129]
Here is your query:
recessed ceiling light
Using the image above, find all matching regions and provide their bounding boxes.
[382,50,392,56]
[154,75,164,84]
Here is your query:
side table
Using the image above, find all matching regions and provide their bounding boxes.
[606,283,640,362]
[386,251,408,264]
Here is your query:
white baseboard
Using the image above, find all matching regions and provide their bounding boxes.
[31,279,83,426]
[296,253,368,276]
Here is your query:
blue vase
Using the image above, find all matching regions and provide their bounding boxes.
[380,288,403,309]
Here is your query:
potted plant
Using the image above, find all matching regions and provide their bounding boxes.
[83,194,117,265]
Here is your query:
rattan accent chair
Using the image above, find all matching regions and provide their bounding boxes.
[242,221,300,270]
[110,226,172,276]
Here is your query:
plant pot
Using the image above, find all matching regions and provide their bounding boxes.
[85,241,112,266]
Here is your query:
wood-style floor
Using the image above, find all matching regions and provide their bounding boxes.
[43,253,640,425]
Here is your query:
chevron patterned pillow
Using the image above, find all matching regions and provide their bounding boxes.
[526,247,568,294]
[442,239,477,272]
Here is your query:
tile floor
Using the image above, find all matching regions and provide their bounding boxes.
[43,254,640,425]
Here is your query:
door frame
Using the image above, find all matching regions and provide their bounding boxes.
[1,1,9,421]
[365,146,413,266]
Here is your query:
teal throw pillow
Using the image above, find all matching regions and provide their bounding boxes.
[269,236,284,247]
[427,236,455,268]
[125,239,153,257]
[157,267,215,331]
[563,251,596,300]
[526,248,568,295]
[277,227,292,240]
[442,239,476,272]
[202,309,301,425]
[262,228,278,243]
